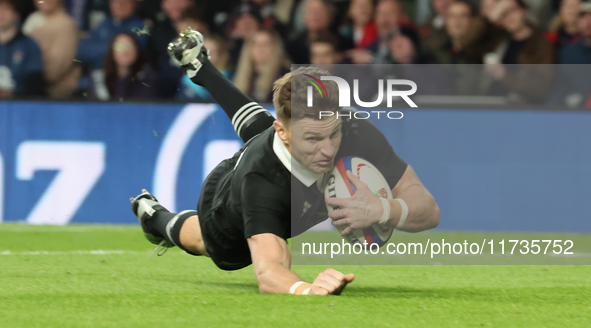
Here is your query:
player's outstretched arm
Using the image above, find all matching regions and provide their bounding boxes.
[168,29,274,142]
[247,233,355,295]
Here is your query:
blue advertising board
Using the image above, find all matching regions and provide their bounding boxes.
[0,102,590,232]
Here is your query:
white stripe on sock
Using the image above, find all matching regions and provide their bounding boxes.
[236,108,269,137]
[231,102,258,126]
[233,105,265,132]
[165,210,196,247]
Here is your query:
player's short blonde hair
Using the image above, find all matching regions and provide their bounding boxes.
[272,66,340,127]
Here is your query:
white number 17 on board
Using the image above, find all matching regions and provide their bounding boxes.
[16,141,106,225]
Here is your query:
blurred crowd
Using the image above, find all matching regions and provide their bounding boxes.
[0,0,590,107]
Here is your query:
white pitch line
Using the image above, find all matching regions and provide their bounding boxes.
[0,225,138,233]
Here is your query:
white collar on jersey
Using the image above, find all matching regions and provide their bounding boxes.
[273,132,323,187]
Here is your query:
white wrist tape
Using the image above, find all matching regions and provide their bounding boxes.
[395,198,408,229]
[302,288,311,295]
[289,281,306,294]
[378,198,391,225]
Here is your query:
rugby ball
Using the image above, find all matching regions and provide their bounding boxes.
[324,156,394,247]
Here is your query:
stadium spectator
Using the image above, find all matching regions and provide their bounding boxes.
[176,35,231,101]
[76,0,148,72]
[559,1,591,63]
[175,6,209,35]
[64,0,92,30]
[522,0,552,27]
[226,1,263,71]
[349,0,405,64]
[339,0,378,49]
[23,0,81,99]
[386,29,453,96]
[546,2,591,107]
[263,0,299,36]
[484,0,556,103]
[150,0,199,98]
[234,29,290,102]
[459,0,507,62]
[480,0,499,18]
[431,0,481,64]
[487,0,555,65]
[547,0,581,47]
[90,32,158,101]
[310,33,345,65]
[0,0,45,99]
[419,0,455,53]
[387,27,433,64]
[151,0,195,67]
[251,0,288,35]
[286,0,352,64]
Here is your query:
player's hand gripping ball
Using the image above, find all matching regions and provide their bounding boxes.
[324,157,394,247]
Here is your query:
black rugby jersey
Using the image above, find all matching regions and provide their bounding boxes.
[204,112,408,244]
[291,113,408,235]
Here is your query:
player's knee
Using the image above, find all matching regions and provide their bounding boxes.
[179,216,209,256]
[182,236,207,256]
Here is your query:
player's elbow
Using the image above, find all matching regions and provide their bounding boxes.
[430,200,440,230]
[253,266,279,294]
[258,283,274,294]
[407,194,439,232]
[421,193,440,231]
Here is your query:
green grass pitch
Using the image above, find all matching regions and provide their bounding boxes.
[1,224,590,327]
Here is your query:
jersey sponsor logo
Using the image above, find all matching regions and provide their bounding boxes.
[301,201,311,217]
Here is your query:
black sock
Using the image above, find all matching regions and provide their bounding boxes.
[148,210,199,255]
[190,61,274,142]
[148,210,176,238]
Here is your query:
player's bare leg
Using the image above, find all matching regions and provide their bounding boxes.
[179,215,209,256]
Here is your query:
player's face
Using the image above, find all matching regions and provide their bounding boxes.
[290,116,342,174]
